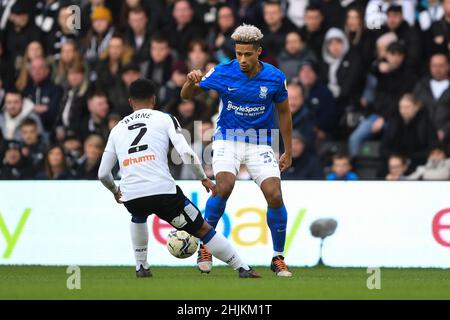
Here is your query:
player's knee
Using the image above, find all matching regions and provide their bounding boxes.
[266,190,282,208]
[216,183,233,200]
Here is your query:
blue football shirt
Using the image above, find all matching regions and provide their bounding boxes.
[199,59,288,144]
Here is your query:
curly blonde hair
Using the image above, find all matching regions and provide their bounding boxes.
[231,24,264,45]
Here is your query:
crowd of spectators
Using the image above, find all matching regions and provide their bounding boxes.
[1,0,450,181]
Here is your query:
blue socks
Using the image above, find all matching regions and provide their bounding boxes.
[267,204,288,254]
[200,228,216,244]
[205,196,227,229]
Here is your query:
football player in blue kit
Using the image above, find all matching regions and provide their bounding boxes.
[181,24,293,277]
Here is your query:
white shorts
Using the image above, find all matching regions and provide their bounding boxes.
[212,140,280,186]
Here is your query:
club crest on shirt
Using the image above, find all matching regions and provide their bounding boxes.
[259,86,268,99]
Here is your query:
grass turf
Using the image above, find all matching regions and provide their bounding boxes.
[0,266,449,300]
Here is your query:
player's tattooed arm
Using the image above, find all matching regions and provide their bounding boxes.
[276,99,293,172]
[180,69,203,99]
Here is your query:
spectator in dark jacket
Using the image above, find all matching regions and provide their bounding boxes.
[349,41,417,157]
[207,5,237,63]
[140,34,174,88]
[297,60,337,142]
[282,131,324,180]
[1,0,42,66]
[78,91,110,142]
[164,0,206,59]
[75,133,104,179]
[0,140,33,179]
[229,0,264,27]
[428,0,450,56]
[414,53,450,154]
[299,5,327,58]
[124,7,151,64]
[288,83,316,151]
[260,0,297,59]
[55,62,89,142]
[23,57,63,134]
[19,118,48,171]
[380,4,423,70]
[35,144,74,180]
[344,6,376,73]
[382,93,438,171]
[107,63,140,118]
[277,31,316,82]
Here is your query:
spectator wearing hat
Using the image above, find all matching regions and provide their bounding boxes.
[82,5,115,80]
[380,4,423,70]
[288,83,316,151]
[282,130,324,180]
[22,56,63,134]
[1,0,42,68]
[19,118,48,171]
[107,62,141,118]
[319,27,363,129]
[0,90,43,141]
[349,41,417,157]
[141,34,174,88]
[296,59,338,142]
[277,31,316,82]
[428,0,450,56]
[164,0,206,59]
[35,144,75,180]
[299,5,327,59]
[0,140,33,179]
[414,53,450,154]
[260,0,297,59]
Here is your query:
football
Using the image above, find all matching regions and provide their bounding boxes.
[166,230,199,259]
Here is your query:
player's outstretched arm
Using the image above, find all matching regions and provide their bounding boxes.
[180,69,203,100]
[98,151,122,203]
[276,99,293,172]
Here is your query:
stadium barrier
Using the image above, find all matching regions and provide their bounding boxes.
[0,181,449,267]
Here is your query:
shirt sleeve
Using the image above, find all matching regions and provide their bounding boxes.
[166,114,207,180]
[273,72,288,103]
[199,66,223,93]
[98,151,118,193]
[104,131,116,154]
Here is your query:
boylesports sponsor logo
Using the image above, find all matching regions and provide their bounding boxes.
[123,154,156,167]
[226,101,265,115]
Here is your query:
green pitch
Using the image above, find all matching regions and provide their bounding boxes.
[1,266,449,300]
